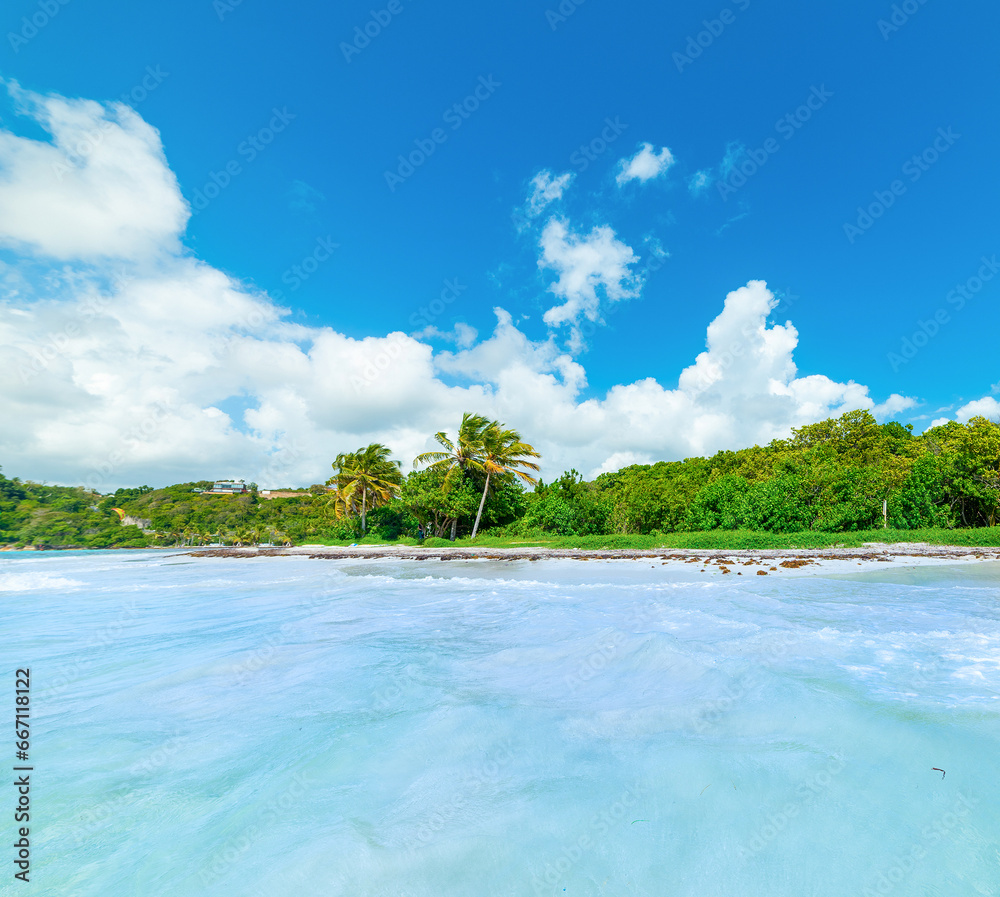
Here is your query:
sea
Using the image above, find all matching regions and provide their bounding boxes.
[2,550,998,896]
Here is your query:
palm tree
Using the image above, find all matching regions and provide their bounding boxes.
[470,422,541,538]
[328,443,403,534]
[414,413,493,540]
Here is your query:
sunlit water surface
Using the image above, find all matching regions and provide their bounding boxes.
[3,551,999,896]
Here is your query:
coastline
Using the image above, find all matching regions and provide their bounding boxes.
[181,542,1000,574]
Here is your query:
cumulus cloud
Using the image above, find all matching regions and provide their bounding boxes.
[0,87,920,489]
[616,143,675,185]
[411,321,478,349]
[538,218,642,350]
[523,169,574,219]
[944,396,1000,426]
[0,82,188,260]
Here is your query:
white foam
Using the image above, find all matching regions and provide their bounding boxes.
[0,572,84,592]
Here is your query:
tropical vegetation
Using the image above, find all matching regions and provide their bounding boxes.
[2,410,999,550]
[327,443,402,534]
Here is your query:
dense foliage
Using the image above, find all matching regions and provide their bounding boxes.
[0,470,147,549]
[2,411,998,549]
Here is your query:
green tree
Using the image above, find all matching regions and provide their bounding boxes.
[327,443,403,534]
[686,474,750,531]
[469,422,540,538]
[401,467,480,538]
[889,453,953,529]
[414,412,492,540]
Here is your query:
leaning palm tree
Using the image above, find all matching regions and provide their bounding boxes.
[470,422,541,538]
[414,413,493,540]
[328,443,403,534]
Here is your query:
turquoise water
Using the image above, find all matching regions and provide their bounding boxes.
[2,551,999,896]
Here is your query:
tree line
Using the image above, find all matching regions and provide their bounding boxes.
[1,410,998,549]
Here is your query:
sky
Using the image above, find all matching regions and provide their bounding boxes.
[1,0,998,490]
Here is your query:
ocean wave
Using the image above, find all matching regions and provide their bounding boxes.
[0,572,84,592]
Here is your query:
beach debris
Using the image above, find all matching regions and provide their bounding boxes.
[631,819,647,824]
[700,784,711,796]
[932,768,946,779]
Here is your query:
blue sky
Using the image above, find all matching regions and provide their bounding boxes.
[1,0,998,488]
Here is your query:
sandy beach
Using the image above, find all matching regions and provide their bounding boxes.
[184,542,1000,575]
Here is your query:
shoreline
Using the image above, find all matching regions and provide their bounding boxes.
[181,542,1000,573]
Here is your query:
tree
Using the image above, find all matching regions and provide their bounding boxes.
[327,443,403,534]
[414,412,492,540]
[469,422,540,538]
[401,467,480,538]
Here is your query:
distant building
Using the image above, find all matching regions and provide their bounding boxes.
[206,480,248,495]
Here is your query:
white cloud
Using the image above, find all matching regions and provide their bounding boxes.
[0,82,188,261]
[523,169,574,219]
[592,451,653,476]
[872,393,918,419]
[0,88,921,490]
[952,396,1000,422]
[411,321,478,349]
[616,143,675,185]
[688,142,748,197]
[688,170,711,195]
[719,141,746,180]
[538,218,642,349]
